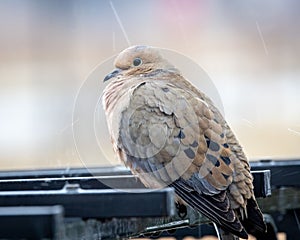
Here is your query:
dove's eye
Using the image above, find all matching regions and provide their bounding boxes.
[133,58,142,66]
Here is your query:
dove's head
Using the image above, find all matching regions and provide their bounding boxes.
[104,45,176,82]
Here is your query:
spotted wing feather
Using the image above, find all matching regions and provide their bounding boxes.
[115,81,248,236]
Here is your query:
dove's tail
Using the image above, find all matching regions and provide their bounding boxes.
[170,180,248,239]
[241,197,267,238]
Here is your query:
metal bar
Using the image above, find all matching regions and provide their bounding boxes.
[0,175,145,191]
[250,159,300,188]
[0,206,64,239]
[0,187,175,218]
[252,170,271,198]
[0,168,271,199]
[0,166,131,179]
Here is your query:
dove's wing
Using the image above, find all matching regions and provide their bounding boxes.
[116,80,247,238]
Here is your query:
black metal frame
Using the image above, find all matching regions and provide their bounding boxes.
[0,159,299,239]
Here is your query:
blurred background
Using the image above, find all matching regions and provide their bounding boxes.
[0,0,300,170]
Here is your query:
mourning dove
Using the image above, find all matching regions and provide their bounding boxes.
[102,46,266,239]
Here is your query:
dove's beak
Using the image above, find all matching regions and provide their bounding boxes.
[103,69,121,82]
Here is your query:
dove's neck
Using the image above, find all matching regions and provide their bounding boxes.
[103,78,125,114]
[102,76,143,120]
